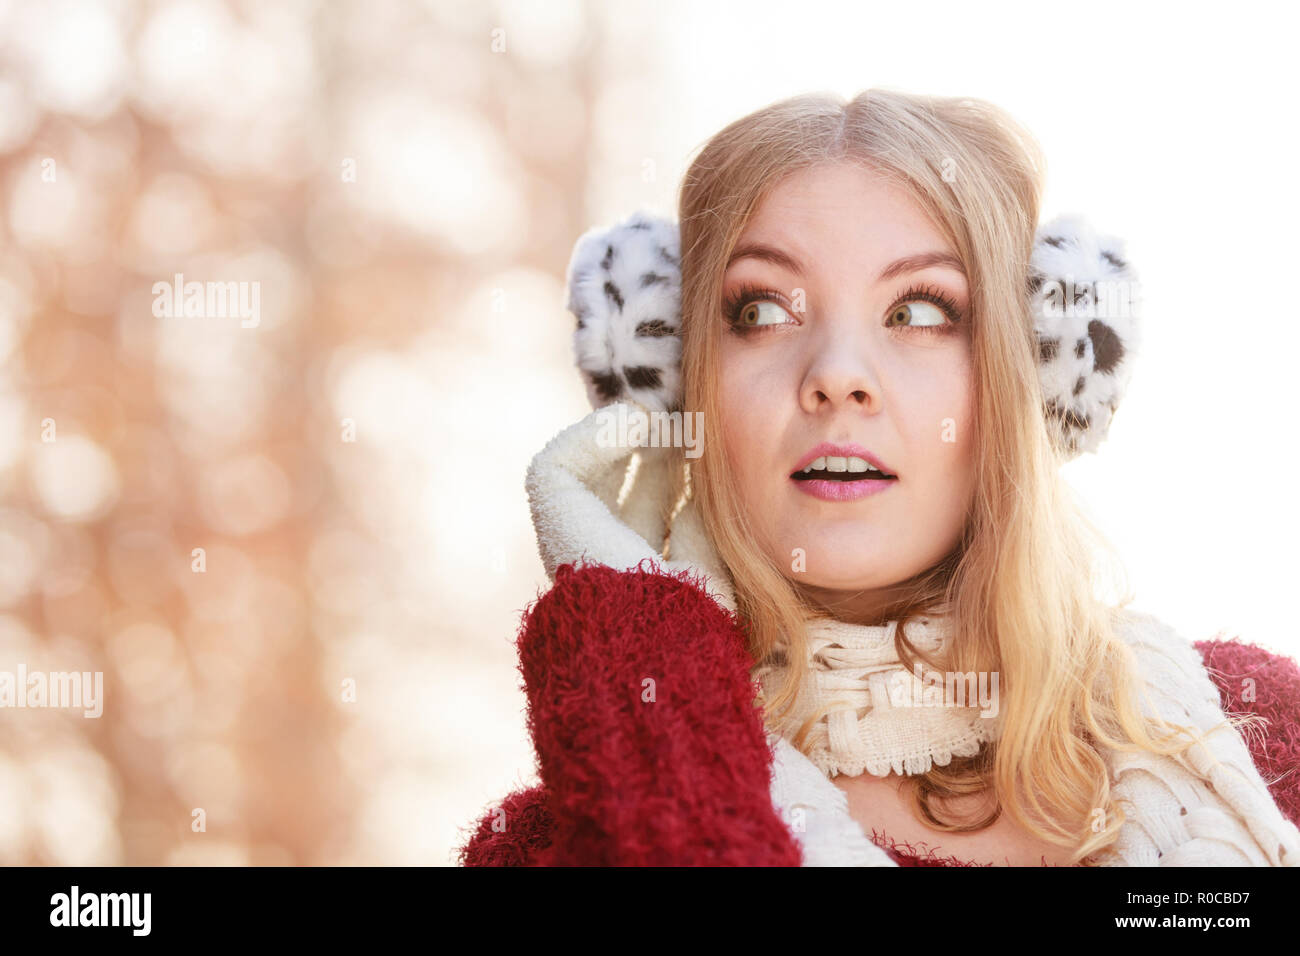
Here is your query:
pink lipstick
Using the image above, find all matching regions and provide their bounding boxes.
[790,441,898,502]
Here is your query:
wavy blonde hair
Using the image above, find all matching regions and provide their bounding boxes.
[665,88,1260,865]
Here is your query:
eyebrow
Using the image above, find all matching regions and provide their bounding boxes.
[725,241,966,283]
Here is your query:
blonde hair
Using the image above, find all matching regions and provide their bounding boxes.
[668,88,1261,865]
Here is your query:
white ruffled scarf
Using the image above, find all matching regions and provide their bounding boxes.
[752,610,1004,779]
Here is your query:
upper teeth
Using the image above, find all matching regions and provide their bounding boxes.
[802,456,883,474]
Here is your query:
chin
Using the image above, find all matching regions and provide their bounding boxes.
[796,574,891,593]
[783,552,894,591]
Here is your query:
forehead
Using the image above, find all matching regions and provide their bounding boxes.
[733,161,956,273]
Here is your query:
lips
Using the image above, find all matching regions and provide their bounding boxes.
[789,442,897,480]
[792,471,897,502]
[791,465,895,482]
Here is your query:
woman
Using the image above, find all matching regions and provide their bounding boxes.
[460,89,1300,866]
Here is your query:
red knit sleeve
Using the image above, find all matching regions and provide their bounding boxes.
[1194,637,1300,828]
[513,558,802,866]
[457,783,554,866]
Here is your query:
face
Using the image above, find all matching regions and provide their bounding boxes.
[716,161,977,623]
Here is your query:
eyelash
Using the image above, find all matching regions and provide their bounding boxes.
[721,281,966,337]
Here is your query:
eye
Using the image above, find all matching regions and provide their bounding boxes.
[722,282,796,333]
[884,300,948,328]
[882,283,965,335]
[737,299,791,328]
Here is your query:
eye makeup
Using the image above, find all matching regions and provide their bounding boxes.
[722,280,968,338]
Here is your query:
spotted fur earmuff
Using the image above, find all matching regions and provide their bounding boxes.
[1028,214,1141,459]
[564,210,1139,460]
[564,212,684,414]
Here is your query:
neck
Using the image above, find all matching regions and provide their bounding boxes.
[792,580,926,628]
[790,547,961,627]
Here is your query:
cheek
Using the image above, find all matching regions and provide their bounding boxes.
[917,352,977,498]
[717,346,774,466]
[895,347,975,477]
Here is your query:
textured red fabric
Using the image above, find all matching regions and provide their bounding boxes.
[463,559,802,866]
[870,832,994,867]
[458,564,1300,866]
[1194,635,1300,829]
[454,783,553,866]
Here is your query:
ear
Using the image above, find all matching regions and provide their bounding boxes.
[1029,214,1142,460]
[564,211,684,414]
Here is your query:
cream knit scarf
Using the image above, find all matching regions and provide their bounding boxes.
[751,610,1004,779]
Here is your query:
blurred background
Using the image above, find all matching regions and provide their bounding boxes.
[0,0,1294,865]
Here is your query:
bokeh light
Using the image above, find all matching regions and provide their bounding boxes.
[4,0,1286,871]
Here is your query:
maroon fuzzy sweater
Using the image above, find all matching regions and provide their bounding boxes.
[457,561,1300,867]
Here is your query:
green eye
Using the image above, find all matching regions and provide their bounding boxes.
[885,300,947,328]
[739,300,790,327]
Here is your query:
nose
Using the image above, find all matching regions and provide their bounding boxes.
[798,327,881,414]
